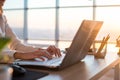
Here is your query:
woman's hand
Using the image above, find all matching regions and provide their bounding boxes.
[14,45,61,60]
[46,45,61,57]
[14,49,52,60]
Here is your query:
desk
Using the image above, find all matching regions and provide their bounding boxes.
[31,52,120,80]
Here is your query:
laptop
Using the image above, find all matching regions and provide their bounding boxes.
[13,20,103,70]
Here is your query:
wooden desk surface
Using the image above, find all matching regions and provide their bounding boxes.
[32,52,120,80]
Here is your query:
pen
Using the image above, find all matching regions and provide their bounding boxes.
[97,37,105,54]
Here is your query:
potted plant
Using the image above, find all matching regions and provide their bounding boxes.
[0,37,11,63]
[0,37,13,80]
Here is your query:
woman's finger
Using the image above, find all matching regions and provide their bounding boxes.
[40,50,52,59]
[56,48,61,57]
[51,46,61,57]
[47,45,61,57]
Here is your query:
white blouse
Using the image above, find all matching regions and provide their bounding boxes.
[0,15,38,58]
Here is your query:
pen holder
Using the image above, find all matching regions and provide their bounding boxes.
[93,41,107,59]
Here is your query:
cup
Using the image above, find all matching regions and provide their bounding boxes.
[0,65,13,80]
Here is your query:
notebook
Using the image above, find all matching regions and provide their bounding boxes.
[13,20,103,70]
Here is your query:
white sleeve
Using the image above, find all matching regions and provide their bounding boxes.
[3,16,38,57]
[1,50,16,58]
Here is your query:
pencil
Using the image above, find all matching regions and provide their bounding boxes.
[97,34,110,54]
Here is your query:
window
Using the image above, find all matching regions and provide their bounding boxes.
[60,0,93,7]
[3,0,24,9]
[96,0,120,5]
[3,0,120,48]
[95,7,120,42]
[4,10,24,39]
[59,8,93,40]
[28,0,56,8]
[28,9,55,40]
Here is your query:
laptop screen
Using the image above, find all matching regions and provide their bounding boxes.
[60,20,103,69]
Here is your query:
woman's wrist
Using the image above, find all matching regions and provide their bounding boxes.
[14,52,23,59]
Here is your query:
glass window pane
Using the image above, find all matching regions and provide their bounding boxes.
[95,7,120,42]
[4,10,24,39]
[59,8,93,41]
[28,9,55,40]
[3,0,24,9]
[60,0,93,7]
[28,0,56,8]
[58,41,71,50]
[96,0,120,5]
[28,40,55,47]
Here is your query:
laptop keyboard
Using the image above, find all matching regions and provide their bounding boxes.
[46,56,64,64]
[13,52,66,67]
[35,53,65,65]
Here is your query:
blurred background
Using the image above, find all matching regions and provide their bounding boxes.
[3,0,120,50]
